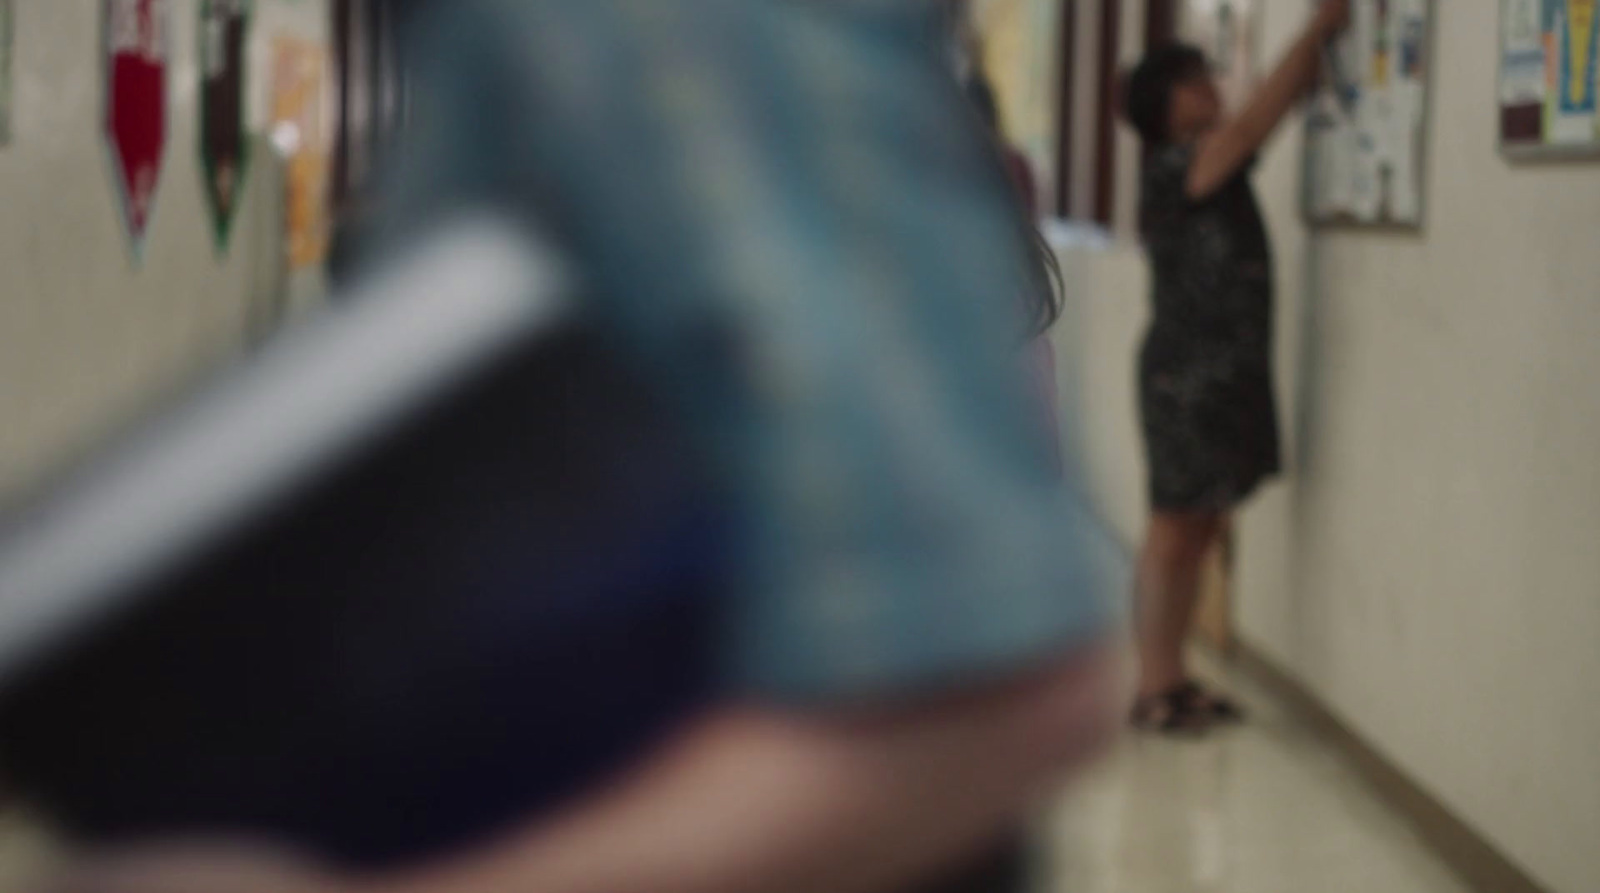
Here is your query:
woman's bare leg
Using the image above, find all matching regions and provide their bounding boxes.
[1133,511,1224,699]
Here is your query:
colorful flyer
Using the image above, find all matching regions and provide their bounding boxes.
[200,0,251,252]
[1500,0,1600,154]
[1550,0,1599,142]
[270,36,330,271]
[105,0,172,259]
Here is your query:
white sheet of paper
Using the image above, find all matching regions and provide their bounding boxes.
[1500,0,1546,104]
[1386,79,1423,222]
[1319,120,1359,217]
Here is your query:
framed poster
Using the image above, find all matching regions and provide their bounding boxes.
[104,0,172,259]
[1178,0,1263,113]
[200,0,252,252]
[1303,0,1432,228]
[1500,0,1600,158]
[0,0,13,146]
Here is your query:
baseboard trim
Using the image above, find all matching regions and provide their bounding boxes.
[1231,641,1550,893]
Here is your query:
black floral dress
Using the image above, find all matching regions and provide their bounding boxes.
[1137,144,1281,511]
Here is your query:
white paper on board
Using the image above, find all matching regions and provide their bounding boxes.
[1501,0,1547,104]
[1319,119,1359,217]
[1347,125,1382,222]
[1390,69,1424,222]
[1365,87,1397,160]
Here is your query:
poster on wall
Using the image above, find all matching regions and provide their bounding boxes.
[270,36,330,271]
[0,0,14,146]
[1179,0,1262,112]
[1500,0,1600,157]
[105,0,172,258]
[1303,0,1432,228]
[200,0,252,252]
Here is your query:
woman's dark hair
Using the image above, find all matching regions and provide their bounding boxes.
[1121,43,1208,145]
[965,76,1001,133]
[1020,219,1064,339]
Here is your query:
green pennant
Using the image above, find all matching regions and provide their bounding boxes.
[199,0,252,253]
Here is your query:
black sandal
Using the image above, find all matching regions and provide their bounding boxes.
[1176,680,1245,724]
[1129,685,1213,735]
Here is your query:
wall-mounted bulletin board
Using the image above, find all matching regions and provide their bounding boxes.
[1500,0,1600,159]
[1303,0,1433,228]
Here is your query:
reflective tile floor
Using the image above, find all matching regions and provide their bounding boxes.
[0,657,1473,893]
[1038,656,1472,893]
[0,808,56,891]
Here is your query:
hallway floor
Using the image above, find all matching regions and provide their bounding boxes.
[0,808,55,891]
[0,658,1475,893]
[1039,655,1472,893]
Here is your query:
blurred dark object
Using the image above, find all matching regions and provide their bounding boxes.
[0,279,728,868]
[918,835,1034,893]
[332,0,411,210]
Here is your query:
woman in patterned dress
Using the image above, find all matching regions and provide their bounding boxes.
[1122,0,1347,733]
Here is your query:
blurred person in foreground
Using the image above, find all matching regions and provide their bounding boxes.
[1121,0,1347,734]
[46,1,1123,892]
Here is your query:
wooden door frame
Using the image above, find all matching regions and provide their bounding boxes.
[1146,0,1178,49]
[1054,0,1076,216]
[1090,0,1120,226]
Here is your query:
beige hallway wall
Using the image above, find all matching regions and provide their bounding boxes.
[0,0,331,505]
[1236,4,1600,893]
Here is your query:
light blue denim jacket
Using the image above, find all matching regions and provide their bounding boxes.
[383,0,1124,703]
